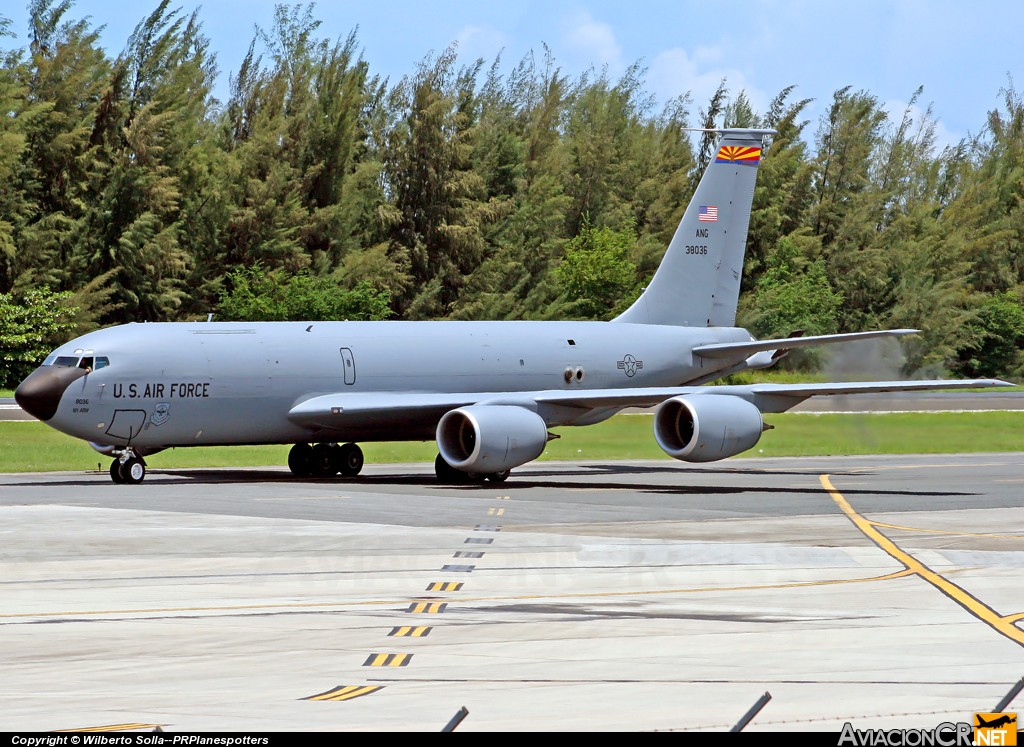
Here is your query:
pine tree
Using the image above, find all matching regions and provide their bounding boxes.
[11,0,107,294]
[383,46,498,318]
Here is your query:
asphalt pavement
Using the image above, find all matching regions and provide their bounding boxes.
[1,455,1022,732]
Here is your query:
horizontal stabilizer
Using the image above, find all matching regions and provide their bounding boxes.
[692,329,920,360]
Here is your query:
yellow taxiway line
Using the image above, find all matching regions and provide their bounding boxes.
[820,474,1024,648]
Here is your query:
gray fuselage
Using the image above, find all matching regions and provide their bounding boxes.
[41,320,752,449]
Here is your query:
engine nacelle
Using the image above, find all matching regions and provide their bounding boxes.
[654,395,764,462]
[437,405,549,474]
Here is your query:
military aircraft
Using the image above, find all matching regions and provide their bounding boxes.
[14,128,1012,485]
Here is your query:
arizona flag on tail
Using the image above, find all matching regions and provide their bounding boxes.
[716,145,761,165]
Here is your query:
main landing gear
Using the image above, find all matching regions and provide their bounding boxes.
[109,448,146,484]
[286,444,511,483]
[288,442,364,478]
[434,453,511,485]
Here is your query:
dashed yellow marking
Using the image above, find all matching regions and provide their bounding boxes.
[426,582,463,592]
[390,626,432,637]
[406,602,446,613]
[364,653,412,667]
[820,475,1024,648]
[303,685,383,701]
[55,723,162,732]
[496,495,509,500]
[487,507,505,516]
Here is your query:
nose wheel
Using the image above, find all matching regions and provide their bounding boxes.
[109,451,146,484]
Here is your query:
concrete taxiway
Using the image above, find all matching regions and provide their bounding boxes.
[1,456,1022,732]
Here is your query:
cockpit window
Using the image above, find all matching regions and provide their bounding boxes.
[49,354,109,370]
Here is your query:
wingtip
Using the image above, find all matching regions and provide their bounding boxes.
[963,378,1017,388]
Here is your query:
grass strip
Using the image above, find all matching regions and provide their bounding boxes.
[2,410,1022,473]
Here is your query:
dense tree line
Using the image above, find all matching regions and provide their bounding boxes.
[2,1,1023,389]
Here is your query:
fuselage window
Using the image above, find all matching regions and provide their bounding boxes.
[79,357,94,371]
[94,357,110,370]
[54,356,79,367]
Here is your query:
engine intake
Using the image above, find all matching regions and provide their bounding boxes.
[437,405,549,474]
[654,395,764,462]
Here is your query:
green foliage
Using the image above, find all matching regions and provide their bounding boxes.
[954,290,1024,378]
[562,62,653,235]
[744,85,814,291]
[741,236,843,370]
[556,221,640,319]
[0,288,77,387]
[745,236,842,338]
[1,3,1024,378]
[0,20,28,285]
[216,264,391,321]
[382,46,499,318]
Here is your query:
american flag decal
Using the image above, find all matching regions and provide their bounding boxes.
[715,145,761,164]
[698,206,718,222]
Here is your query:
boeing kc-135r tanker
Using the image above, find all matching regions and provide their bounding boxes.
[15,128,1012,484]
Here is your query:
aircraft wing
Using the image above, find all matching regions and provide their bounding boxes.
[530,378,1014,413]
[288,392,481,429]
[691,329,919,360]
[289,378,1014,427]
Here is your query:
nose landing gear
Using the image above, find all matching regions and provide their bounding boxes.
[109,448,146,484]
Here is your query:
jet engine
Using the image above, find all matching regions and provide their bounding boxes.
[653,395,764,462]
[437,405,549,474]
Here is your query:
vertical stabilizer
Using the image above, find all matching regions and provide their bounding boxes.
[613,128,773,327]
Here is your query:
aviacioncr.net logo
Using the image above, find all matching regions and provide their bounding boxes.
[838,722,973,746]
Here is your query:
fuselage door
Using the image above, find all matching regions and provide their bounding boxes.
[340,347,356,385]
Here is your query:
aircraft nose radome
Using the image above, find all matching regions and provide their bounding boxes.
[14,366,87,422]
